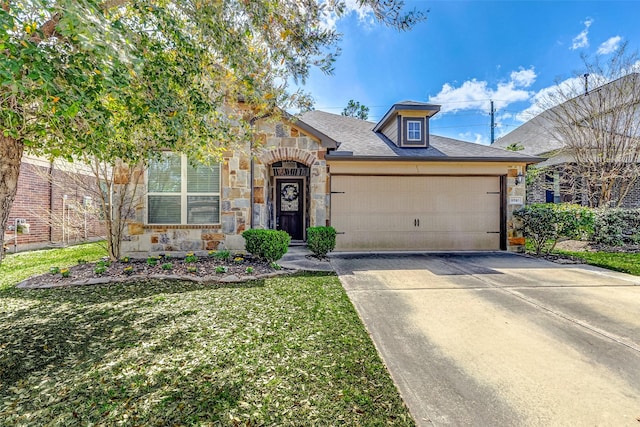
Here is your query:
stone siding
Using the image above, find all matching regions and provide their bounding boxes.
[121,118,329,255]
[506,165,527,252]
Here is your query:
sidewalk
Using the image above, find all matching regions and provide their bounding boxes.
[279,246,334,272]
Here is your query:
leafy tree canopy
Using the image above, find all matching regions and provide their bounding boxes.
[0,0,426,261]
[341,99,370,120]
[1,0,424,163]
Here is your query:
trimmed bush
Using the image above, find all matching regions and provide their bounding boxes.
[242,229,291,262]
[593,208,640,246]
[514,203,594,255]
[306,226,336,258]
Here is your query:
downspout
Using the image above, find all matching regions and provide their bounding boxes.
[250,155,254,229]
[48,161,54,242]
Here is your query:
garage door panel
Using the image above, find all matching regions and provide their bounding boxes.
[331,176,502,251]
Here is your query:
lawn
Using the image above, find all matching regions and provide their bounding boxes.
[554,249,640,276]
[0,245,413,426]
[0,242,106,291]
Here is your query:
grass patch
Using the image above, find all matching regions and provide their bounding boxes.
[0,274,414,425]
[0,242,106,291]
[555,250,640,276]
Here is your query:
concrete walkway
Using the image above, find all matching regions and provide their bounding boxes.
[331,252,640,426]
[279,245,334,272]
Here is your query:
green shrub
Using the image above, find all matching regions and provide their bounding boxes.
[306,226,336,258]
[514,203,594,255]
[161,262,173,270]
[593,208,640,246]
[242,229,291,262]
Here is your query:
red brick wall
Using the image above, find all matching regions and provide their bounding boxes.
[5,160,106,251]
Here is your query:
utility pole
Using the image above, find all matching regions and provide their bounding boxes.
[490,100,495,144]
[583,73,590,96]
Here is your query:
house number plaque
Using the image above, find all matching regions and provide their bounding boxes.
[509,196,524,205]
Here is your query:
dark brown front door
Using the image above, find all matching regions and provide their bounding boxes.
[276,179,304,240]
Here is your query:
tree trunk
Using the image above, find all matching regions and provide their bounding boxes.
[0,136,24,263]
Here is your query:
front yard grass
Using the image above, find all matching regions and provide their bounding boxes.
[0,242,106,290]
[0,274,414,425]
[554,250,640,276]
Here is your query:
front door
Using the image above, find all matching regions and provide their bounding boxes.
[276,179,304,240]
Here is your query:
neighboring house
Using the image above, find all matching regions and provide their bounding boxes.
[121,101,539,254]
[492,73,640,207]
[5,155,106,252]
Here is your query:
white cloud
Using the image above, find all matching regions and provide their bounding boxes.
[428,67,537,114]
[459,132,487,145]
[510,68,536,87]
[597,36,622,54]
[571,18,593,50]
[320,0,375,31]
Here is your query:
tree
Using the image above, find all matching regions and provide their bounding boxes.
[505,142,524,152]
[342,99,370,120]
[537,44,640,207]
[0,0,426,262]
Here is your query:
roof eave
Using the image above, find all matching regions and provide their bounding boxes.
[282,112,338,149]
[325,155,544,164]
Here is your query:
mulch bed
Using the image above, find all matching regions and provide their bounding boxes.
[17,254,287,289]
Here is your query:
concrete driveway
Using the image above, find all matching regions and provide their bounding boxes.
[331,252,640,426]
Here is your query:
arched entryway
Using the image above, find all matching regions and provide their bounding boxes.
[270,161,310,241]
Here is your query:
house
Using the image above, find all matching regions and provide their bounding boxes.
[492,73,640,207]
[120,101,539,254]
[5,155,106,252]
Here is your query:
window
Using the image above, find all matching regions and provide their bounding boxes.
[147,153,220,224]
[407,120,421,141]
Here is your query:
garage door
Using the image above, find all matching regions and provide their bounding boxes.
[331,175,503,251]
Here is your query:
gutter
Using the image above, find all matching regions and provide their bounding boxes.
[325,155,545,164]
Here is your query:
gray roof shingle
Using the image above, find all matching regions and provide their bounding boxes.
[490,111,563,156]
[492,72,640,156]
[299,110,539,162]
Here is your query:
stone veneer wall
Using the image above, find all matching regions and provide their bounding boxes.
[121,119,329,255]
[253,122,329,235]
[506,165,527,252]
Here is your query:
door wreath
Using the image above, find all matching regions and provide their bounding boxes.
[281,184,299,202]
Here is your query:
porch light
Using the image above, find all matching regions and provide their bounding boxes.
[515,172,524,185]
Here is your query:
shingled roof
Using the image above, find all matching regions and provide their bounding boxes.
[492,72,640,156]
[490,112,563,157]
[299,110,539,162]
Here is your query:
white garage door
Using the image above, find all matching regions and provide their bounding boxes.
[331,175,503,251]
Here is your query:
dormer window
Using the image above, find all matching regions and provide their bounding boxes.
[373,101,440,148]
[407,121,421,141]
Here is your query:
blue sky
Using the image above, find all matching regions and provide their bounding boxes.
[297,0,640,145]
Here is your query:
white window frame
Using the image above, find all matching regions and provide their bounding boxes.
[146,153,221,225]
[407,120,422,141]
